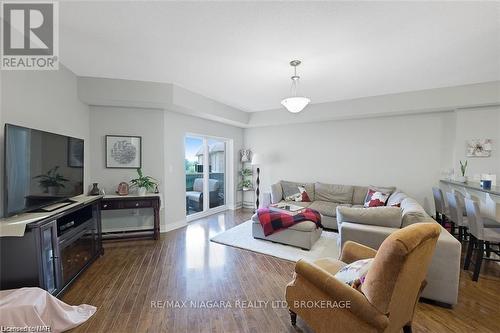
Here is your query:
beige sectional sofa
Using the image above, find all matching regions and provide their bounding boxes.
[336,194,461,307]
[263,180,380,230]
[261,180,461,306]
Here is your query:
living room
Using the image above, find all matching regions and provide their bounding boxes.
[0,1,499,332]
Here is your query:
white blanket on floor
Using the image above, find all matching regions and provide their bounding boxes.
[0,287,96,333]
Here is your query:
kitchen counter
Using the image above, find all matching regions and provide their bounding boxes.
[440,179,500,196]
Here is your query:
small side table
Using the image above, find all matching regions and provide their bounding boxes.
[100,194,161,240]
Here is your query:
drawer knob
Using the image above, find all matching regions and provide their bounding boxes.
[135,203,139,207]
[103,204,108,208]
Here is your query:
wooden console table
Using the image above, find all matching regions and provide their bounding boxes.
[101,194,161,240]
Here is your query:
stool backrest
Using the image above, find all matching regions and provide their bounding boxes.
[445,192,459,224]
[432,187,445,214]
[464,198,484,239]
[452,189,467,214]
[446,192,467,227]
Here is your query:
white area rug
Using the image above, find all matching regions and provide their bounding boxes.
[210,220,340,262]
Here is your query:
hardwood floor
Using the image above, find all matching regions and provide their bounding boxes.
[64,209,500,333]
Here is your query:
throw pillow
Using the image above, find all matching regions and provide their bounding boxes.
[334,258,373,287]
[364,189,390,207]
[285,186,312,202]
[298,186,311,202]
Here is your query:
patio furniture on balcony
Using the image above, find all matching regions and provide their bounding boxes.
[186,178,221,213]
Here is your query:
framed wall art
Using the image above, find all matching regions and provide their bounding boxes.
[466,139,492,157]
[105,135,142,168]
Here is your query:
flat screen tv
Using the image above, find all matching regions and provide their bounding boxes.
[4,124,84,217]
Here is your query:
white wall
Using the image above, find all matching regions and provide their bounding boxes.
[453,107,500,178]
[89,106,165,232]
[244,112,457,213]
[0,66,90,216]
[88,106,244,232]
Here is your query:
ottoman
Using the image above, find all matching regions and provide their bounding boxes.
[251,213,322,250]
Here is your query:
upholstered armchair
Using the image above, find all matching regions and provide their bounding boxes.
[285,223,441,333]
[186,178,221,212]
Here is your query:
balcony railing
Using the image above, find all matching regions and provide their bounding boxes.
[185,172,225,192]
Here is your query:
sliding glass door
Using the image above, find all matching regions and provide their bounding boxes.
[185,136,205,216]
[185,136,226,218]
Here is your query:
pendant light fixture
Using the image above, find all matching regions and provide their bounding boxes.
[281,60,311,113]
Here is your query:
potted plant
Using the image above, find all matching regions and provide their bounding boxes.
[240,179,252,191]
[457,160,468,183]
[240,168,253,177]
[34,166,68,195]
[130,168,158,196]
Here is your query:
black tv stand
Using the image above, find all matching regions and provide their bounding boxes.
[0,197,103,297]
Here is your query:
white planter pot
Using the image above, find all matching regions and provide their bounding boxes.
[138,187,147,196]
[47,186,58,195]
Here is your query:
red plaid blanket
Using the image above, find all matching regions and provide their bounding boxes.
[257,208,322,236]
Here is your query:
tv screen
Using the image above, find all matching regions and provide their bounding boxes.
[4,124,84,217]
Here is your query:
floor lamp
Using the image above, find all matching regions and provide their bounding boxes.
[251,154,260,211]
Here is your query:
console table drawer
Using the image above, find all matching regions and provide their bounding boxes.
[101,201,120,210]
[122,200,152,209]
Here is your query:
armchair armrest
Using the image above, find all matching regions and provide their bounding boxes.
[340,241,377,264]
[294,259,388,330]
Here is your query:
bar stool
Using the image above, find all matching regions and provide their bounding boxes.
[446,192,468,242]
[451,189,467,216]
[463,198,500,281]
[432,187,449,226]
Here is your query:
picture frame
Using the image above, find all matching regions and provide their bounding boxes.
[105,135,142,169]
[466,139,492,158]
[67,137,84,168]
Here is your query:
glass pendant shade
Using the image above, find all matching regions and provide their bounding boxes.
[281,60,310,113]
[281,97,311,113]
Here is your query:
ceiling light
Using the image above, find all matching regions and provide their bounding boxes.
[281,60,310,113]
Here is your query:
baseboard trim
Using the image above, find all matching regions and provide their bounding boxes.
[230,203,243,210]
[161,220,187,233]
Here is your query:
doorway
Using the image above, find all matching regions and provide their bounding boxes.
[185,135,227,220]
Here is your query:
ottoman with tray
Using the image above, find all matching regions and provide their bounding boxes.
[251,204,322,250]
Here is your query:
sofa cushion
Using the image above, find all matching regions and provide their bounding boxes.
[352,186,369,205]
[368,185,396,196]
[387,190,408,207]
[281,181,315,201]
[400,198,429,227]
[336,206,403,228]
[308,200,350,217]
[270,183,283,204]
[314,183,354,204]
[279,200,312,208]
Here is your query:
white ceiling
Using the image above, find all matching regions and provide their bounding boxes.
[60,1,500,112]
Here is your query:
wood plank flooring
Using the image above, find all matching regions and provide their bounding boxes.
[63,209,500,333]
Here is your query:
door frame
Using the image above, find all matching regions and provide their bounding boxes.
[185,133,232,222]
